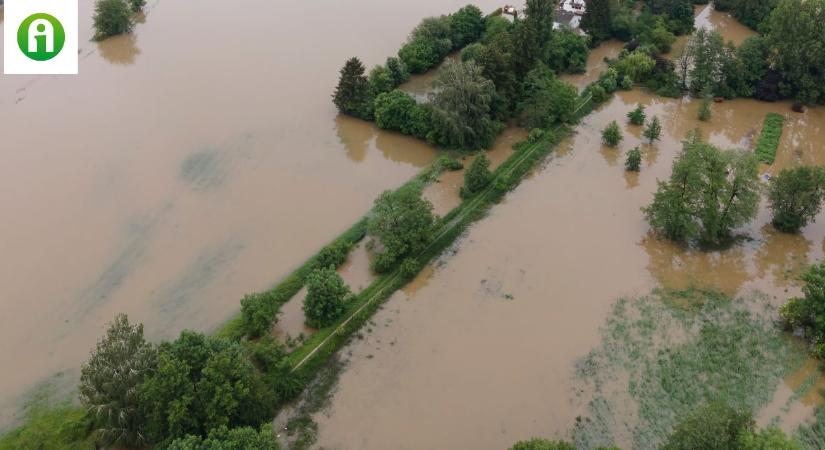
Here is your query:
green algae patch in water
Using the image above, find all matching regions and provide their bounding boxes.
[572,289,808,450]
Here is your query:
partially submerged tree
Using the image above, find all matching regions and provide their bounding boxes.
[625,147,642,172]
[332,57,372,120]
[430,60,498,150]
[601,121,623,147]
[643,132,759,245]
[644,115,662,143]
[627,104,646,126]
[93,0,134,40]
[781,263,825,358]
[661,402,755,450]
[368,188,437,273]
[768,166,825,233]
[80,314,156,447]
[303,267,350,328]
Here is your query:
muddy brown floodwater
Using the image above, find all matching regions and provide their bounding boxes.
[0,0,508,429]
[315,89,825,448]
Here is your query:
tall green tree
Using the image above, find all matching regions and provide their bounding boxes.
[80,314,156,448]
[581,0,614,43]
[368,188,437,273]
[139,332,274,445]
[332,57,372,119]
[303,267,350,328]
[430,60,498,150]
[461,154,492,197]
[768,166,825,233]
[450,4,485,49]
[519,65,578,128]
[767,0,825,104]
[643,132,759,244]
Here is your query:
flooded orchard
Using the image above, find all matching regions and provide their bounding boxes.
[0,0,507,428]
[313,89,825,448]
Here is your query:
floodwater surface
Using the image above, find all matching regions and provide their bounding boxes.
[315,88,825,448]
[0,0,505,427]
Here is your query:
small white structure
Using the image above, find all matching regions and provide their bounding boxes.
[560,0,586,15]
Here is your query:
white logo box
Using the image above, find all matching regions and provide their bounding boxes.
[3,0,78,74]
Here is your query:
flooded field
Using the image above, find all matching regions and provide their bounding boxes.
[0,0,506,427]
[314,86,825,448]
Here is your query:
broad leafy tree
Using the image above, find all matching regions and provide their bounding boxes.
[165,426,280,450]
[303,267,351,328]
[768,166,825,233]
[519,65,578,129]
[450,5,485,49]
[80,314,156,447]
[368,188,436,273]
[767,0,825,104]
[461,154,492,197]
[93,0,134,40]
[644,132,759,245]
[661,402,754,450]
[139,332,274,445]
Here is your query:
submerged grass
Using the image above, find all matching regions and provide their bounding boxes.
[0,396,92,450]
[572,289,808,450]
[755,113,785,164]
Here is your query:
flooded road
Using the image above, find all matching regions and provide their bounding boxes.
[0,0,505,427]
[315,86,825,448]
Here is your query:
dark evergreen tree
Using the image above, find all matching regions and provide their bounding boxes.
[332,57,372,119]
[581,0,613,43]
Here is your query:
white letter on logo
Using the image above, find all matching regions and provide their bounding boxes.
[28,19,54,53]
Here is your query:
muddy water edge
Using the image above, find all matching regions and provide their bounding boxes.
[313,90,825,448]
[0,0,507,429]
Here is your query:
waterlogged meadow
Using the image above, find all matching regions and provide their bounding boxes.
[572,290,808,449]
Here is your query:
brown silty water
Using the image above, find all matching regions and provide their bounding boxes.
[669,3,756,59]
[314,85,825,448]
[0,0,507,427]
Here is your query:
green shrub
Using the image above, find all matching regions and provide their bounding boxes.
[625,147,642,171]
[661,402,754,450]
[698,97,712,121]
[779,263,825,358]
[461,154,492,197]
[621,76,634,90]
[437,155,464,171]
[527,128,545,143]
[399,258,421,280]
[460,42,485,62]
[755,113,785,164]
[165,425,280,450]
[240,293,276,338]
[303,267,350,328]
[601,121,623,147]
[93,0,134,40]
[508,438,577,450]
[627,104,646,125]
[314,240,353,270]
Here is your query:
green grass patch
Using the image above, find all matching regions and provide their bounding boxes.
[755,113,785,164]
[0,402,92,450]
[572,289,807,450]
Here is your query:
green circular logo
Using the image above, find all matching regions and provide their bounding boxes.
[17,13,66,61]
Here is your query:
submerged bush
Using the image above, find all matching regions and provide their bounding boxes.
[93,0,134,40]
[461,154,492,198]
[627,104,646,126]
[625,147,642,172]
[780,263,825,358]
[314,240,353,270]
[240,292,277,338]
[601,121,623,147]
[754,113,785,164]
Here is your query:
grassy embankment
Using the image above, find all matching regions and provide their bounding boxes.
[755,112,785,164]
